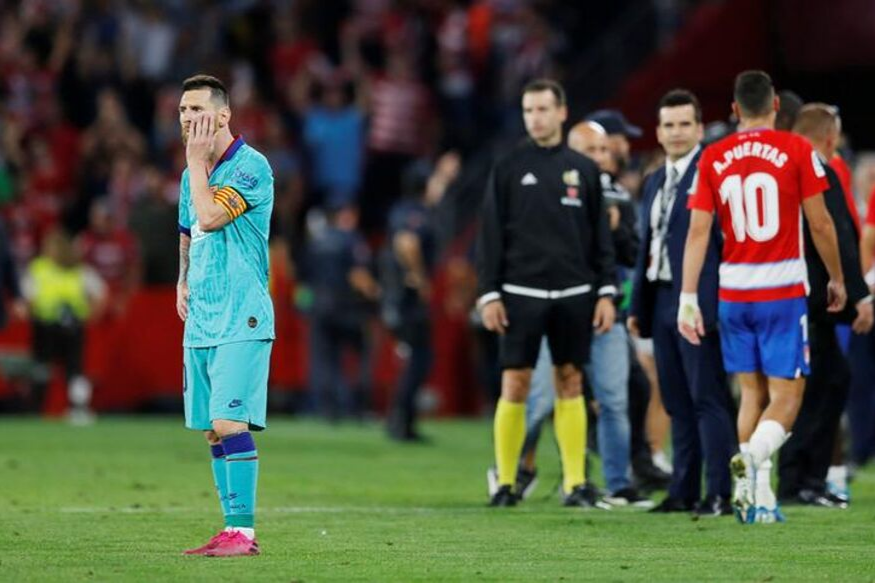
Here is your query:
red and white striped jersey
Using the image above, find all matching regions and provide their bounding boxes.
[688,128,829,302]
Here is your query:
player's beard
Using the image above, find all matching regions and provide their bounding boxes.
[181,127,189,146]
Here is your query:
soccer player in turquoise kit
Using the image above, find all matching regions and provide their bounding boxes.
[176,75,275,557]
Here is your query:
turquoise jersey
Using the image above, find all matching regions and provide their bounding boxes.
[178,136,275,348]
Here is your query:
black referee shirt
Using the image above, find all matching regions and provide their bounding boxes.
[476,139,617,304]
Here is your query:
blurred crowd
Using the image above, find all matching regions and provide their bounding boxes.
[3,1,875,435]
[0,0,638,413]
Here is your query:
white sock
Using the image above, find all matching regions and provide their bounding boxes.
[827,465,848,489]
[748,420,788,468]
[755,459,776,509]
[226,526,255,539]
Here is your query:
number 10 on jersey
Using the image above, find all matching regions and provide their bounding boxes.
[719,172,779,243]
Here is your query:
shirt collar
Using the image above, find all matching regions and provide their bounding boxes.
[211,135,245,175]
[665,143,700,181]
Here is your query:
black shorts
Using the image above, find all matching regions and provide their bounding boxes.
[499,292,595,369]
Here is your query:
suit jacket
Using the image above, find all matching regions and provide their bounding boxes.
[630,148,722,338]
[805,162,868,324]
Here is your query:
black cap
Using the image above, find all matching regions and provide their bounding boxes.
[584,109,642,138]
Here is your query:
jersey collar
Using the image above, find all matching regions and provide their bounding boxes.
[211,135,245,175]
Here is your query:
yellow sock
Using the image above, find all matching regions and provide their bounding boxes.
[554,395,586,494]
[494,398,526,487]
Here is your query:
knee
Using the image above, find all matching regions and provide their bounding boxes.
[212,419,249,438]
[555,364,582,399]
[596,387,627,415]
[203,430,221,445]
[501,369,531,403]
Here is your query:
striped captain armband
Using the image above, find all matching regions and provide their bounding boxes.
[214,186,248,219]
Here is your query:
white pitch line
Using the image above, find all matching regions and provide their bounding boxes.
[59,506,486,515]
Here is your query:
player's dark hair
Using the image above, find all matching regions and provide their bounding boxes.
[182,74,229,106]
[733,70,775,117]
[657,89,702,123]
[522,79,566,107]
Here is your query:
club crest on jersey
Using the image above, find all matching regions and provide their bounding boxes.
[562,170,580,186]
[560,170,582,206]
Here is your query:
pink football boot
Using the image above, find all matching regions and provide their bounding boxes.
[201,530,260,557]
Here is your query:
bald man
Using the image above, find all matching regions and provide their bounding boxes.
[571,120,672,493]
[778,104,872,507]
[568,121,612,171]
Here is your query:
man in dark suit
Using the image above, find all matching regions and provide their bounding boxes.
[629,89,736,515]
[778,104,872,506]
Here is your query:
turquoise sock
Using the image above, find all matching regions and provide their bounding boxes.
[210,444,231,524]
[222,432,259,528]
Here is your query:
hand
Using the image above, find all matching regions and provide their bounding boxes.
[677,292,704,345]
[481,300,509,335]
[176,282,189,322]
[592,297,615,334]
[626,315,639,337]
[826,279,847,313]
[185,112,216,165]
[852,299,874,334]
[606,205,621,231]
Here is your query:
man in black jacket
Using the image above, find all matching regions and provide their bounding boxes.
[778,103,873,506]
[477,79,617,506]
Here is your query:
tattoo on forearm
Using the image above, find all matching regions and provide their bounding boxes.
[178,235,190,284]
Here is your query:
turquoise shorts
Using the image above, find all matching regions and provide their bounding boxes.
[183,340,272,431]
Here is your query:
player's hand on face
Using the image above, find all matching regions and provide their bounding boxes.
[826,280,847,313]
[852,299,874,334]
[185,112,216,165]
[481,300,509,335]
[176,282,189,321]
[593,297,615,334]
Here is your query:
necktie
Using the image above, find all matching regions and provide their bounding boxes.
[659,166,680,226]
[654,166,679,280]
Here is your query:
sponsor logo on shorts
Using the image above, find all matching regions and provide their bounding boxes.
[228,399,243,409]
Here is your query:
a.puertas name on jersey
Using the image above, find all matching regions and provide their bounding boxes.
[712,140,789,175]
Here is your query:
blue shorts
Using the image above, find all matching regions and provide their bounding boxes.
[718,297,809,379]
[183,340,273,431]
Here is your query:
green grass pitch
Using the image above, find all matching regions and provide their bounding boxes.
[2,417,874,581]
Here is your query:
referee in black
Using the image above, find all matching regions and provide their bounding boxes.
[477,79,617,506]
